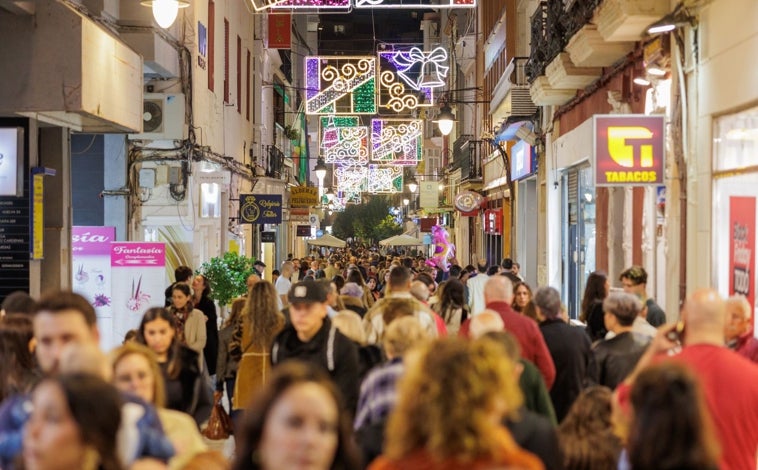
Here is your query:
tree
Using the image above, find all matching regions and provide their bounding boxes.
[332,196,402,243]
[196,251,256,306]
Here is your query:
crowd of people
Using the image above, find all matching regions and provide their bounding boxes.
[0,246,757,470]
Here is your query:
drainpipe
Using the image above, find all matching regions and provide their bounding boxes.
[673,32,688,308]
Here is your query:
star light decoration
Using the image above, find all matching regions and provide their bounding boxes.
[306,56,376,115]
[371,119,423,165]
[378,46,449,113]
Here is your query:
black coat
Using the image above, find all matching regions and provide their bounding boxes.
[160,345,213,426]
[592,331,650,390]
[539,319,596,423]
[505,408,564,470]
[195,294,219,375]
[271,317,360,413]
[584,300,607,342]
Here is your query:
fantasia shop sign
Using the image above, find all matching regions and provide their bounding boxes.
[594,115,665,186]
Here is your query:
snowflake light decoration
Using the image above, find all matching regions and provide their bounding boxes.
[371,119,422,165]
[306,56,376,115]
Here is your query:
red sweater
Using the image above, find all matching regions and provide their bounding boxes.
[459,301,556,390]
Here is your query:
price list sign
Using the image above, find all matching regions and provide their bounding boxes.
[0,123,28,302]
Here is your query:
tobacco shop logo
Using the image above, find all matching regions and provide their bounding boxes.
[596,116,664,186]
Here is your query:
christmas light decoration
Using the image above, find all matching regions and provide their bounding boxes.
[271,0,350,8]
[320,115,359,153]
[378,47,448,113]
[305,56,376,115]
[371,119,422,165]
[355,0,475,8]
[334,165,368,203]
[323,126,370,165]
[367,165,403,193]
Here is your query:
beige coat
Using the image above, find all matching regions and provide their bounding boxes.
[183,309,207,354]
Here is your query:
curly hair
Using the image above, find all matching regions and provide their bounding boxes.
[383,337,523,461]
[243,281,285,350]
[557,386,621,470]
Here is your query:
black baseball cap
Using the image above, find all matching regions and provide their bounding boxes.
[288,281,327,304]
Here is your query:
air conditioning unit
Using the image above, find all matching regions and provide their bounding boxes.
[128,93,185,141]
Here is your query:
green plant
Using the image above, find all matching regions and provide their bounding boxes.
[283,125,300,141]
[196,252,256,306]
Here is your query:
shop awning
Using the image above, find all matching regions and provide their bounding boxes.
[495,120,533,143]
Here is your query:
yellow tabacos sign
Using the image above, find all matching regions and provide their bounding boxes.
[594,115,665,187]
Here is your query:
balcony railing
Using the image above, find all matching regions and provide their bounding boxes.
[526,0,605,83]
[264,145,285,180]
[452,135,484,183]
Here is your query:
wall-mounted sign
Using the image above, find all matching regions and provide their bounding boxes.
[290,186,319,208]
[420,217,438,232]
[0,127,23,197]
[30,171,44,259]
[594,115,665,186]
[261,231,277,243]
[240,194,283,224]
[419,181,438,209]
[296,225,312,237]
[454,190,483,214]
[511,140,535,181]
[484,208,502,235]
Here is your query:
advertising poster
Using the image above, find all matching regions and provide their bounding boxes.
[111,242,166,349]
[72,227,116,349]
[729,196,756,322]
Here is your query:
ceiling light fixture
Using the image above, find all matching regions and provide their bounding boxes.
[634,76,651,86]
[647,66,667,77]
[646,6,695,35]
[140,0,190,29]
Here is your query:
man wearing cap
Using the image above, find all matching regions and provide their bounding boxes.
[271,281,360,413]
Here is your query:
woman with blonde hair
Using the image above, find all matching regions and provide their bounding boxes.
[369,338,543,470]
[110,341,208,469]
[229,280,285,411]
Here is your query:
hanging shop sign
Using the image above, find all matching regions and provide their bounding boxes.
[419,181,438,209]
[484,208,502,235]
[0,127,23,197]
[420,217,438,232]
[729,196,756,312]
[454,190,484,216]
[261,231,277,243]
[296,225,312,237]
[290,186,319,208]
[511,140,536,181]
[240,194,283,224]
[594,115,665,186]
[267,12,291,49]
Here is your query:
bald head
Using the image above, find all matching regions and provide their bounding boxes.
[682,289,726,344]
[470,309,505,339]
[484,276,514,304]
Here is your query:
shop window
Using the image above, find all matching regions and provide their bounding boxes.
[714,105,758,172]
[201,183,220,218]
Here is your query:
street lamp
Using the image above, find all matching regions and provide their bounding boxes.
[407,176,418,194]
[325,187,335,202]
[140,0,190,29]
[434,104,456,136]
[314,157,328,181]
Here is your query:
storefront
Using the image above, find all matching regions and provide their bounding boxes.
[712,106,758,322]
[512,140,538,287]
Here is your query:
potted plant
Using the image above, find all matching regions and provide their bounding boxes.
[196,251,257,307]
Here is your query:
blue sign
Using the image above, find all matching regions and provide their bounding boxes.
[511,140,536,181]
[239,194,282,224]
[316,229,324,237]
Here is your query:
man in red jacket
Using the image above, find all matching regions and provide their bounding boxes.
[459,276,556,389]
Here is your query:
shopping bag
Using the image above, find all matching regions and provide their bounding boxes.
[201,392,233,440]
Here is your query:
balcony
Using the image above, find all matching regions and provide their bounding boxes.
[264,145,286,180]
[452,135,484,183]
[566,25,634,67]
[545,52,602,90]
[595,0,670,42]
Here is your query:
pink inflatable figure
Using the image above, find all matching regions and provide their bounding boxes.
[425,225,455,272]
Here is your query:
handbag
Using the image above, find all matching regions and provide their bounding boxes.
[201,392,234,440]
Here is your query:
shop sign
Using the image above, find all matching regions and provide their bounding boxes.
[0,127,23,197]
[730,196,756,312]
[296,225,312,237]
[454,190,484,216]
[484,208,502,235]
[239,194,282,224]
[267,13,291,49]
[290,186,318,208]
[594,115,664,186]
[261,231,276,243]
[72,226,115,322]
[30,171,43,259]
[420,217,438,232]
[511,140,535,181]
[419,181,438,208]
